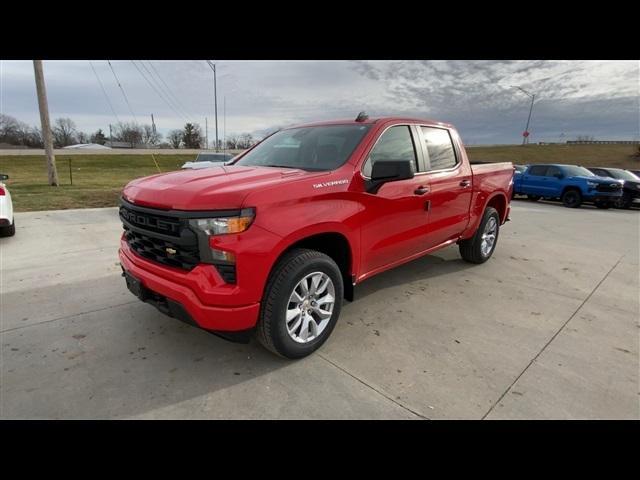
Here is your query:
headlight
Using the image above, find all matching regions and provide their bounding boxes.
[190,208,255,236]
[586,181,598,187]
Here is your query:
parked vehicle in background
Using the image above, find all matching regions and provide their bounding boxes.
[628,169,640,178]
[513,164,623,209]
[0,174,15,237]
[587,167,640,209]
[119,115,513,358]
[182,152,235,169]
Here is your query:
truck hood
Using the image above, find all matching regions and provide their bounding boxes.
[571,175,623,184]
[123,165,311,210]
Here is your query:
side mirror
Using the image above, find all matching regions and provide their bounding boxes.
[0,174,8,181]
[366,160,414,194]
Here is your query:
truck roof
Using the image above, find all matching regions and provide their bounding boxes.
[289,116,453,129]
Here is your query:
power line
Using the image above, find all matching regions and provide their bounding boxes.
[146,61,196,121]
[136,60,192,122]
[130,60,190,124]
[88,61,121,125]
[107,60,138,124]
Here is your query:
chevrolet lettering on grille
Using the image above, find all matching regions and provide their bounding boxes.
[120,207,180,234]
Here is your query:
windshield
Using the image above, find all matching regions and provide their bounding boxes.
[561,165,595,177]
[604,169,639,181]
[196,153,232,162]
[234,124,372,171]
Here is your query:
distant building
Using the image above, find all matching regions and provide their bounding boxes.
[104,141,151,149]
[63,143,112,150]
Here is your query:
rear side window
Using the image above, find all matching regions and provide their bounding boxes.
[421,127,458,171]
[363,126,417,177]
[546,166,562,177]
[528,165,548,176]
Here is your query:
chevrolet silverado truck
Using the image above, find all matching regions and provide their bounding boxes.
[513,163,623,208]
[119,115,513,358]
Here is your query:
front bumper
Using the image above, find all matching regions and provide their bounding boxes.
[119,243,260,333]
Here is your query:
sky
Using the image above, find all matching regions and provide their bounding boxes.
[1,60,638,145]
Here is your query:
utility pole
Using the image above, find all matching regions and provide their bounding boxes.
[109,124,113,146]
[33,60,59,186]
[205,117,208,150]
[206,60,219,152]
[511,85,536,145]
[151,114,156,135]
[223,96,226,154]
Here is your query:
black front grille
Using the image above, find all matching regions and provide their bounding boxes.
[596,183,621,192]
[124,229,200,270]
[120,202,201,271]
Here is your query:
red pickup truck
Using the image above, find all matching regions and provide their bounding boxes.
[119,115,513,358]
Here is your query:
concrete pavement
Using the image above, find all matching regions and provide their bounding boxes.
[1,201,638,419]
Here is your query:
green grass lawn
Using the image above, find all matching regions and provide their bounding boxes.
[1,145,638,212]
[466,144,639,169]
[0,154,195,212]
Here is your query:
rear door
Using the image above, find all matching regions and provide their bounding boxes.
[416,126,473,248]
[359,125,433,274]
[520,165,549,195]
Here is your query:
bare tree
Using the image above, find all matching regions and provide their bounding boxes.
[238,133,254,149]
[142,125,162,146]
[167,129,183,149]
[225,134,240,150]
[52,118,77,147]
[113,122,143,147]
[76,131,90,144]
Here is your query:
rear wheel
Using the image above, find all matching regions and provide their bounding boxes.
[0,219,15,237]
[257,248,343,359]
[459,207,500,264]
[561,189,582,208]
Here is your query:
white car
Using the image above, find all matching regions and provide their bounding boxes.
[0,174,15,237]
[181,152,236,169]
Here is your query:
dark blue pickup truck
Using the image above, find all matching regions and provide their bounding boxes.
[513,164,624,208]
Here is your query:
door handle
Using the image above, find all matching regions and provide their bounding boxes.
[414,186,429,195]
[459,180,471,188]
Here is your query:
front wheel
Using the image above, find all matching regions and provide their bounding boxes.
[615,195,632,209]
[256,248,343,359]
[459,207,500,264]
[561,189,582,208]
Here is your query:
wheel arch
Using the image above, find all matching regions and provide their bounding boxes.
[268,229,356,301]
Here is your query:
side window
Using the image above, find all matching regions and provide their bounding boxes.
[363,126,417,177]
[546,166,561,178]
[528,165,548,176]
[421,127,458,171]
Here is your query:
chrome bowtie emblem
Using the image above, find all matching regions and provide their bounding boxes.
[166,247,177,255]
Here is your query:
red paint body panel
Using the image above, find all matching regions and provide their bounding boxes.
[119,117,513,332]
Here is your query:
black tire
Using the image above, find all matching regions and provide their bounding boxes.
[561,189,582,208]
[0,219,15,237]
[615,194,632,209]
[527,195,540,201]
[459,207,500,264]
[256,248,343,359]
[595,201,611,209]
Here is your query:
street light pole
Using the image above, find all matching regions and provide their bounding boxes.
[205,60,219,152]
[511,85,536,145]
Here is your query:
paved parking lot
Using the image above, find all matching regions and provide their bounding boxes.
[1,201,638,419]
